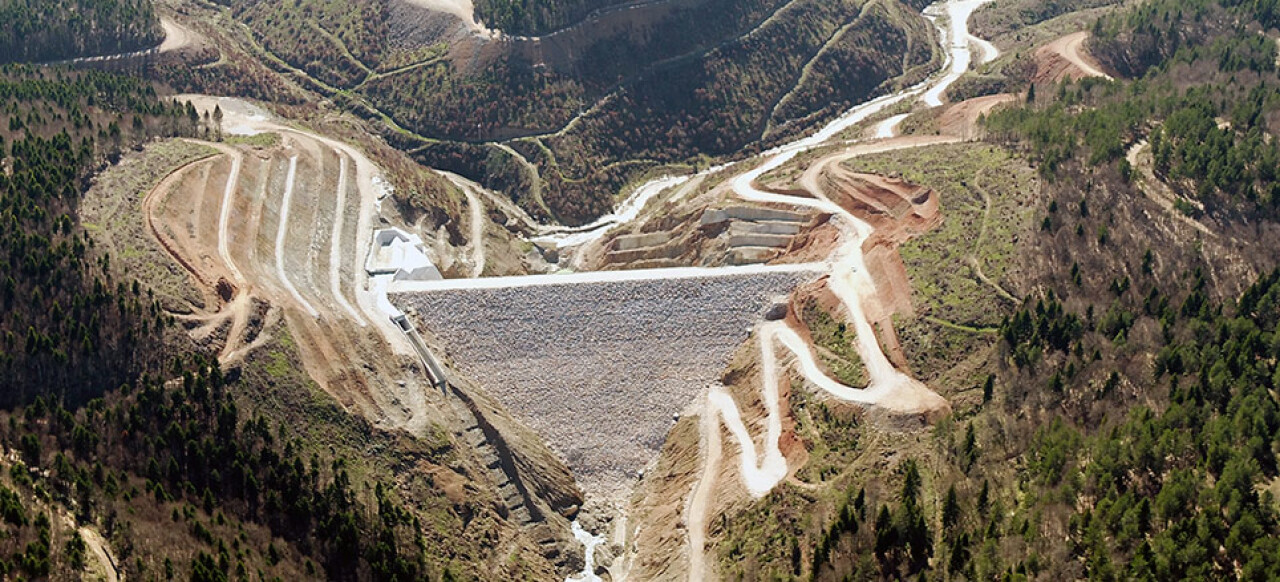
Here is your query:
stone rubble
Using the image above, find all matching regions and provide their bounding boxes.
[398,271,815,500]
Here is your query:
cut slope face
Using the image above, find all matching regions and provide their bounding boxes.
[1034,31,1112,83]
[138,98,594,575]
[394,269,819,500]
[143,96,438,435]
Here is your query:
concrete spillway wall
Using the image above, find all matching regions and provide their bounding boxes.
[729,221,803,236]
[727,233,792,248]
[394,315,449,389]
[605,243,685,264]
[701,206,809,225]
[612,231,673,251]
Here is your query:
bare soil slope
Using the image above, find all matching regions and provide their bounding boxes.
[1033,31,1112,83]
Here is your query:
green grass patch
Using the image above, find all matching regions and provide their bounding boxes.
[791,385,863,484]
[226,131,281,148]
[264,351,292,379]
[846,143,1036,377]
[847,143,1034,328]
[801,298,868,388]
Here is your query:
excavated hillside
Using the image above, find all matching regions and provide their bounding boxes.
[39,0,1280,579]
[80,95,594,579]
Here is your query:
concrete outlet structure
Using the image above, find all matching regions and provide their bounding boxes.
[367,227,444,282]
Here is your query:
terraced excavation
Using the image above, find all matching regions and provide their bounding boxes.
[587,1,996,578]
[27,0,1280,578]
[382,2,997,580]
[143,99,429,428]
[131,96,594,573]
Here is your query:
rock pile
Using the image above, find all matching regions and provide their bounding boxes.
[398,271,815,500]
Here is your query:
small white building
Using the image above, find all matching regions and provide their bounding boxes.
[366,228,443,281]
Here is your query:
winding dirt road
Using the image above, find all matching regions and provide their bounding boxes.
[684,135,953,580]
[1126,140,1214,236]
[152,2,1002,579]
[538,0,998,260]
[1058,31,1111,80]
[1037,31,1112,82]
[79,526,120,582]
[51,17,197,65]
[156,17,197,54]
[681,1,989,578]
[443,170,544,232]
[464,183,487,277]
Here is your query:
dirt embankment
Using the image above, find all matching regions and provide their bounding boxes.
[820,171,939,328]
[582,139,960,275]
[1033,31,1112,83]
[785,141,950,375]
[155,97,444,431]
[936,93,1019,139]
[79,526,121,582]
[157,17,201,54]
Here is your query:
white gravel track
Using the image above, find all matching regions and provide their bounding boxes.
[329,155,366,324]
[685,1,992,578]
[273,155,320,318]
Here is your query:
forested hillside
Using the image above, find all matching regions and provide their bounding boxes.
[788,268,1280,580]
[879,0,1280,576]
[1088,0,1280,79]
[988,0,1280,218]
[222,0,938,225]
[431,0,936,224]
[0,0,163,63]
[472,0,627,36]
[0,65,472,580]
[0,66,200,407]
[970,0,1116,38]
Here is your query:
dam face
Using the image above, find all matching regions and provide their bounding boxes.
[392,270,817,500]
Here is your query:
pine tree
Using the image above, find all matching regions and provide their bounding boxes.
[942,485,961,532]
